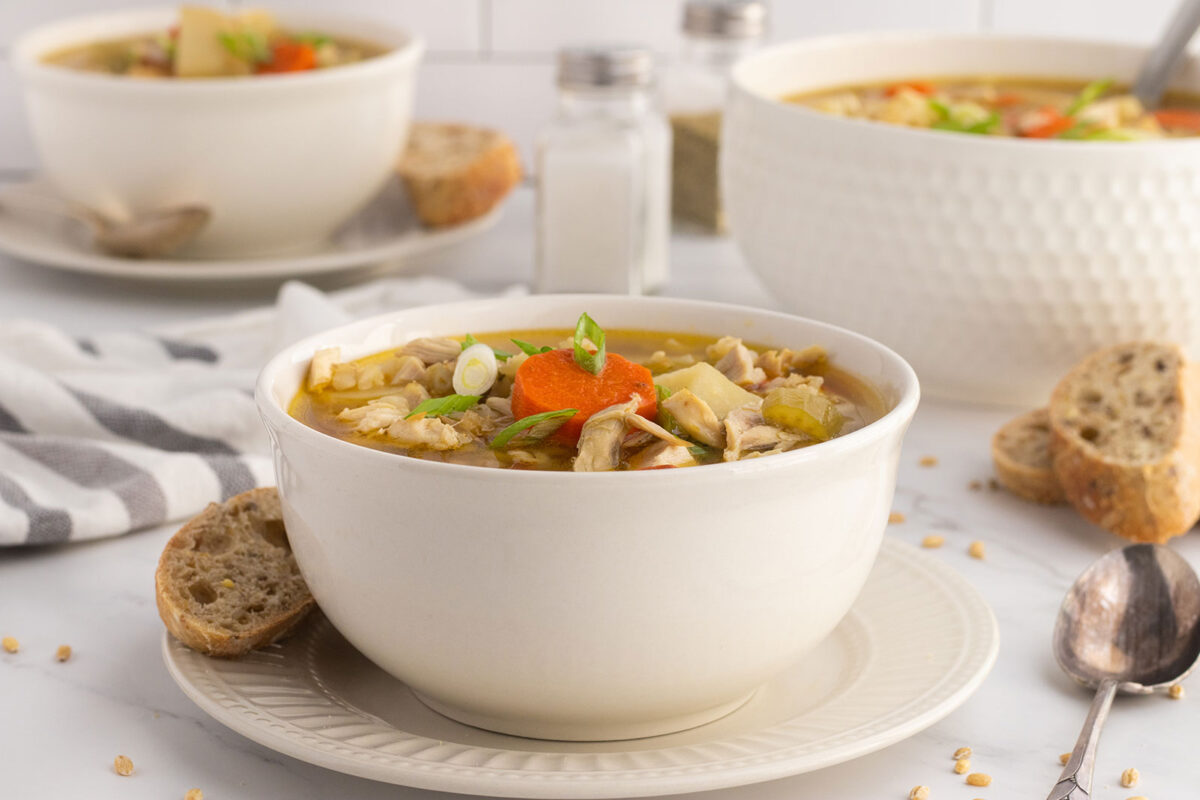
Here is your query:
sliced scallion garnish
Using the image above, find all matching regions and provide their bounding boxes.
[216,31,270,63]
[573,313,606,375]
[491,409,578,449]
[655,384,680,433]
[511,338,554,356]
[462,333,511,361]
[1065,77,1114,117]
[405,394,480,419]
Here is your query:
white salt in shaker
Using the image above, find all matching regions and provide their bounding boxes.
[535,46,671,294]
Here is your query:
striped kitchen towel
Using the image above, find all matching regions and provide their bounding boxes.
[0,276,517,546]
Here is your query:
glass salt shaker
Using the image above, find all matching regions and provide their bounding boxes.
[536,46,672,294]
[667,1,765,233]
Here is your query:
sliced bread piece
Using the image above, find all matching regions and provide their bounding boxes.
[991,407,1065,504]
[1049,342,1200,543]
[398,122,522,227]
[155,487,314,657]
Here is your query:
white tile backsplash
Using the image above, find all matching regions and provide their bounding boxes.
[490,0,684,54]
[770,0,982,39]
[0,0,1184,172]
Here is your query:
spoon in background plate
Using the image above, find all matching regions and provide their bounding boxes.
[0,181,209,259]
[1047,543,1200,800]
[1133,0,1200,108]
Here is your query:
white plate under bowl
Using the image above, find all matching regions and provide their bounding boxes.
[163,539,999,798]
[0,177,501,281]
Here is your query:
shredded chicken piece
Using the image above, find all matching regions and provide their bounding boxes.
[626,413,691,448]
[331,363,358,391]
[356,363,386,390]
[421,362,454,396]
[755,350,786,380]
[386,354,426,385]
[337,395,411,433]
[395,381,430,409]
[662,388,725,448]
[485,396,513,416]
[385,415,469,450]
[759,373,825,393]
[455,408,501,437]
[715,341,766,386]
[782,345,827,372]
[627,441,696,470]
[400,337,463,365]
[574,399,640,472]
[498,351,528,378]
[644,350,697,373]
[308,347,340,391]
[723,404,807,461]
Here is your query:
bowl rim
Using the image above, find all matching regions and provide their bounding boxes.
[729,29,1200,152]
[254,294,921,483]
[12,5,424,93]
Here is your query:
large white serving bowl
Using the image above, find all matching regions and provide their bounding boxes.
[723,33,1200,406]
[13,8,422,257]
[255,295,919,741]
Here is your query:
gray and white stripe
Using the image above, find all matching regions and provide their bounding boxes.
[0,325,269,546]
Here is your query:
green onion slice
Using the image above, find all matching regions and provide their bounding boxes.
[573,313,606,375]
[217,31,270,63]
[462,333,511,361]
[491,409,578,449]
[655,384,681,433]
[405,394,480,419]
[1065,78,1114,117]
[511,339,554,356]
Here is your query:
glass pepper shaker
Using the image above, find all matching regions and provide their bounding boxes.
[667,1,766,233]
[535,45,672,294]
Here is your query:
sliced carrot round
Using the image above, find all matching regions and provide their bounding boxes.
[511,349,656,444]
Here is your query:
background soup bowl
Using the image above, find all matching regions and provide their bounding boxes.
[255,295,919,741]
[723,33,1200,407]
[13,8,422,257]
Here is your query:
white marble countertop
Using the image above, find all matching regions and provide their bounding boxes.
[3,187,1198,798]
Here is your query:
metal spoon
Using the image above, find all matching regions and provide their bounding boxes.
[1047,543,1200,800]
[1133,0,1200,109]
[0,182,209,259]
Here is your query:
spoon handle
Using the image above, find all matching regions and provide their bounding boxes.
[1046,678,1118,800]
[1134,0,1200,108]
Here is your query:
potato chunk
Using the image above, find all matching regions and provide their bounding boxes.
[654,362,759,420]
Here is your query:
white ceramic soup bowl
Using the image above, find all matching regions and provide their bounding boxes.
[255,295,919,741]
[723,33,1200,406]
[13,8,422,257]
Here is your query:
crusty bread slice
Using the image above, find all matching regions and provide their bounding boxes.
[155,488,314,657]
[992,408,1065,504]
[1049,342,1200,543]
[398,122,522,227]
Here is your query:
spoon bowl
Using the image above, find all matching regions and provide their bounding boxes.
[1047,544,1200,800]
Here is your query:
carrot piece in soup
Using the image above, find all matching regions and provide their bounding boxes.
[257,41,317,73]
[1024,108,1074,138]
[511,349,657,444]
[884,81,935,97]
[1153,109,1200,133]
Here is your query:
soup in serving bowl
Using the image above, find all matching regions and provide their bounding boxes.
[14,6,422,256]
[722,33,1200,406]
[288,316,886,471]
[256,295,919,740]
[789,76,1200,140]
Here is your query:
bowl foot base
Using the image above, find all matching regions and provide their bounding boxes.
[411,687,759,742]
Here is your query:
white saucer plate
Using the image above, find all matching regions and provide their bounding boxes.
[0,178,501,281]
[163,538,999,798]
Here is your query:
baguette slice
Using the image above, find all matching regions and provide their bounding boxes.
[156,488,314,657]
[1049,342,1200,543]
[992,408,1065,504]
[398,122,522,227]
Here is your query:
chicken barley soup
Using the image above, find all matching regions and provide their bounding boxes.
[41,5,385,79]
[789,77,1200,140]
[289,313,885,471]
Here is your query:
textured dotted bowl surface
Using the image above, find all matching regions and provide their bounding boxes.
[724,34,1200,406]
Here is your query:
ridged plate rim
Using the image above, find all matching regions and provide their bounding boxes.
[162,538,999,798]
